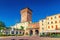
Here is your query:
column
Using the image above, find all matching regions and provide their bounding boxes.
[33,29,35,35]
[10,31,11,34]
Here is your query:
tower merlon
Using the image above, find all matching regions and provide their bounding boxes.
[20,8,32,14]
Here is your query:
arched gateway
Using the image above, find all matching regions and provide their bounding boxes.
[35,30,39,35]
[29,29,39,36]
[30,30,33,36]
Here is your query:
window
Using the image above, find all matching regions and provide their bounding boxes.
[20,32,21,34]
[51,21,53,24]
[42,20,43,22]
[59,20,60,23]
[42,24,43,25]
[42,27,44,30]
[16,31,18,34]
[51,17,53,20]
[47,18,49,20]
[55,21,57,23]
[11,31,14,34]
[59,16,60,18]
[48,22,49,24]
[51,26,53,28]
[56,25,58,30]
[48,26,50,29]
[6,31,8,34]
[54,16,56,19]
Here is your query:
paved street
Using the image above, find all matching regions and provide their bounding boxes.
[0,36,60,40]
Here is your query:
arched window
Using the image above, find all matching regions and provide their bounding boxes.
[16,31,18,34]
[11,31,14,34]
[20,32,21,34]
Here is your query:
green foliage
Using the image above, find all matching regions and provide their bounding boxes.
[0,21,5,27]
[40,33,60,38]
[28,21,30,24]
[0,34,24,36]
[0,21,6,30]
[20,26,24,30]
[50,33,60,38]
[40,33,46,37]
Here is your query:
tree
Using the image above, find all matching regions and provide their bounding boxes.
[0,21,6,30]
[20,26,24,30]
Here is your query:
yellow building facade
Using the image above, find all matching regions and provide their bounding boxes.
[39,19,47,35]
[39,14,60,34]
[10,8,60,36]
[46,14,60,31]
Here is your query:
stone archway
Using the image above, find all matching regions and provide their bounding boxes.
[30,30,33,36]
[11,31,14,34]
[16,31,18,34]
[35,30,39,35]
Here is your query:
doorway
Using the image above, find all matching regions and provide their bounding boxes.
[35,30,39,35]
[30,30,33,36]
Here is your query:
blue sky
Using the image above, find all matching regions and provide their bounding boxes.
[0,0,60,27]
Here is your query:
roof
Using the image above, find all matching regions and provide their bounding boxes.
[21,7,32,12]
[28,22,39,28]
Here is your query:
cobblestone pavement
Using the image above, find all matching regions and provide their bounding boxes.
[0,36,60,40]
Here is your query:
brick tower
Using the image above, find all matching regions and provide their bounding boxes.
[20,8,32,22]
